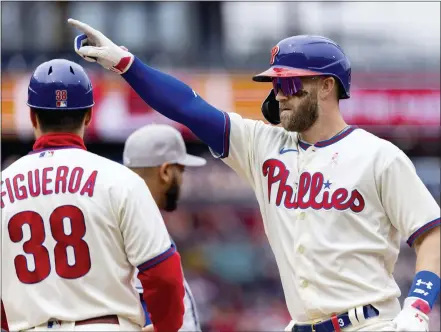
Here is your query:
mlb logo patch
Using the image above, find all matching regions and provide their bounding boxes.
[56,101,67,108]
[39,151,54,158]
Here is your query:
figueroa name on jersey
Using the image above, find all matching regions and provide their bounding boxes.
[263,159,365,212]
[1,166,98,208]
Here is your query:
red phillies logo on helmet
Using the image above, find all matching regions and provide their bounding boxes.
[270,46,279,65]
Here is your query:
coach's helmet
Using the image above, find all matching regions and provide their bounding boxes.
[252,35,351,125]
[27,59,94,110]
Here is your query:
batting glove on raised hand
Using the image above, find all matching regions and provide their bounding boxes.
[68,18,134,74]
[393,297,430,332]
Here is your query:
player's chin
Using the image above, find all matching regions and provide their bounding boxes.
[280,112,296,132]
[279,110,291,122]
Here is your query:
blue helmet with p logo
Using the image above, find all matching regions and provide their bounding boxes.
[253,35,351,124]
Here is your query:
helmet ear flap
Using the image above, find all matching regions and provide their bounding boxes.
[261,89,280,125]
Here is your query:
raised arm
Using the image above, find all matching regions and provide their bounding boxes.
[121,58,228,155]
[68,18,228,157]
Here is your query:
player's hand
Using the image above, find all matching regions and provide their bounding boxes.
[393,297,430,331]
[142,324,154,332]
[67,18,134,74]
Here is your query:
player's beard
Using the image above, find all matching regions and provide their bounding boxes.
[164,176,181,212]
[280,90,319,133]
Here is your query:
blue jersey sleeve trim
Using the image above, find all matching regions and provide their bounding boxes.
[137,244,176,272]
[407,218,440,247]
[221,112,231,158]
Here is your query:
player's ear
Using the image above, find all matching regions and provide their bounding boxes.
[158,162,172,184]
[319,76,336,100]
[84,108,93,127]
[29,109,38,129]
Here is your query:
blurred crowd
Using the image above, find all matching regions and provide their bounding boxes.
[2,2,439,71]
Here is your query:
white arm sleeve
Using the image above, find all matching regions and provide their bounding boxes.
[379,150,440,247]
[118,174,172,267]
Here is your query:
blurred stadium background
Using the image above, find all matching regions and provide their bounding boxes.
[1,1,440,331]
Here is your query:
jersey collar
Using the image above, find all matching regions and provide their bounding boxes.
[298,126,357,150]
[30,133,87,154]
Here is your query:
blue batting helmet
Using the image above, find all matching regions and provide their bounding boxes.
[27,59,94,110]
[253,35,351,124]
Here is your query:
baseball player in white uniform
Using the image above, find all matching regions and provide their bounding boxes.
[69,19,440,332]
[1,59,186,332]
[123,124,205,332]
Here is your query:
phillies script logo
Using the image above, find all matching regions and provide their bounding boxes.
[262,159,365,212]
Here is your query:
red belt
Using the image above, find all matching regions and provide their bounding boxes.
[75,315,119,326]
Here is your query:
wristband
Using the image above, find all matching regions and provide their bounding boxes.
[407,270,440,312]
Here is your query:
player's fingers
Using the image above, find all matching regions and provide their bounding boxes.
[74,34,88,53]
[77,45,98,55]
[73,35,95,62]
[76,46,101,62]
[68,18,97,36]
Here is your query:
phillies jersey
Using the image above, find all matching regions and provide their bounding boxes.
[1,142,172,331]
[214,113,440,322]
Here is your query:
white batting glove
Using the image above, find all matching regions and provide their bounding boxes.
[393,297,430,332]
[67,18,134,74]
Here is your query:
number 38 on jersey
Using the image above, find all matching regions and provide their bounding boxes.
[7,205,91,284]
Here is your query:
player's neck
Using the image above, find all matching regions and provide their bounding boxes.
[35,130,84,139]
[299,111,348,145]
[149,186,163,208]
